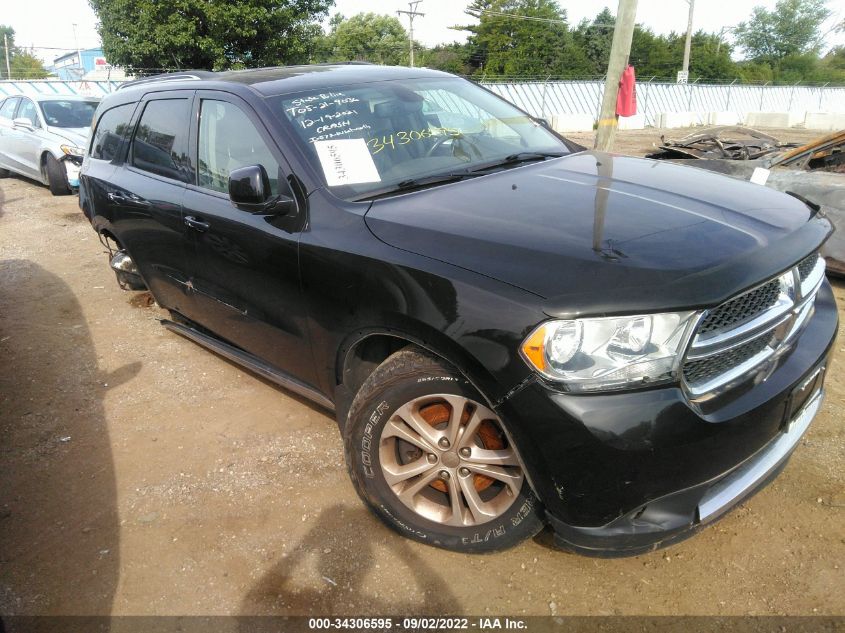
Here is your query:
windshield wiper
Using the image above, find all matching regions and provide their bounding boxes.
[469,151,565,173]
[351,170,480,201]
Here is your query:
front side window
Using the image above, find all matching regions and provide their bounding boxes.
[131,99,191,182]
[90,103,135,161]
[271,77,569,199]
[40,100,98,128]
[17,99,40,127]
[0,97,19,120]
[197,99,282,195]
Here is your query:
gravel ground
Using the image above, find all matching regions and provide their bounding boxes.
[0,126,843,617]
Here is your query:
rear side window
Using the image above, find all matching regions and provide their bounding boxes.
[90,103,134,161]
[131,99,191,182]
[0,98,19,120]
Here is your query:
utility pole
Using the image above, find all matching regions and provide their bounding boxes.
[3,33,10,79]
[681,0,695,76]
[397,1,424,67]
[594,0,638,152]
[72,23,82,79]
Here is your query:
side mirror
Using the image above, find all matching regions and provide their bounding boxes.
[228,164,296,216]
[13,117,34,131]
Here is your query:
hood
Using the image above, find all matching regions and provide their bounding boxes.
[364,151,832,316]
[46,126,89,149]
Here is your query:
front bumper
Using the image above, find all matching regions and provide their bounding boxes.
[499,280,837,556]
[62,156,82,188]
[549,387,824,556]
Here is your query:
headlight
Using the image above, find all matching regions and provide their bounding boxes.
[520,312,699,392]
[60,144,86,156]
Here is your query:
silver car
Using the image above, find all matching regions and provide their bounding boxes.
[0,94,100,195]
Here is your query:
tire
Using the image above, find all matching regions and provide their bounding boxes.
[45,154,71,196]
[344,347,544,552]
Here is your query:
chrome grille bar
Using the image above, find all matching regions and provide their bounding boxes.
[683,253,824,398]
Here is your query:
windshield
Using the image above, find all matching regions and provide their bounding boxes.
[271,77,570,199]
[39,100,98,128]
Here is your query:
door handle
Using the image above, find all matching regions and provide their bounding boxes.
[184,215,210,232]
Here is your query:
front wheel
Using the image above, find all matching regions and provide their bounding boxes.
[344,347,544,552]
[45,154,71,196]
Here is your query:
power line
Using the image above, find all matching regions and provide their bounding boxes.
[475,9,567,25]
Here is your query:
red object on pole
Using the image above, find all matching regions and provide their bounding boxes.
[616,65,637,117]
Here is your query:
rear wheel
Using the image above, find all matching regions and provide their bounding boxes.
[45,154,71,196]
[344,347,544,552]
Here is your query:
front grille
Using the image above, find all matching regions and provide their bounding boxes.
[683,334,773,385]
[697,278,780,335]
[683,252,823,395]
[797,253,819,281]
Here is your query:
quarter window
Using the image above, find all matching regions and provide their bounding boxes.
[90,103,135,161]
[131,99,191,182]
[197,100,281,194]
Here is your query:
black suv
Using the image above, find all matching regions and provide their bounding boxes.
[79,65,836,555]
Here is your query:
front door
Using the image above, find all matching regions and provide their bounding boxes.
[180,91,317,387]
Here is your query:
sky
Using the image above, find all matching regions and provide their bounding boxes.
[5,0,844,66]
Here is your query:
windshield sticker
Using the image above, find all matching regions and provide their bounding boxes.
[750,167,770,185]
[314,138,381,187]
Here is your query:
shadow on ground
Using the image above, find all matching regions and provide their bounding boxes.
[239,504,461,618]
[0,259,137,616]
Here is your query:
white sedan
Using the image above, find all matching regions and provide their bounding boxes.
[0,94,99,195]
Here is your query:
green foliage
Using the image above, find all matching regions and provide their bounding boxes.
[734,0,831,63]
[315,12,411,65]
[11,51,49,79]
[460,0,594,77]
[1,25,16,79]
[572,8,615,75]
[418,43,472,75]
[87,0,333,73]
[0,26,50,79]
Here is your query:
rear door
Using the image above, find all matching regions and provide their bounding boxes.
[107,90,195,315]
[8,98,43,180]
[0,97,21,172]
[180,90,316,386]
[81,100,138,220]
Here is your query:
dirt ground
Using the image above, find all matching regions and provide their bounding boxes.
[1,126,843,618]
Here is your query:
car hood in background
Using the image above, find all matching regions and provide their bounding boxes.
[365,151,831,316]
[46,126,89,148]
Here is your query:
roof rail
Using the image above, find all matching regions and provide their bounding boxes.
[117,71,215,90]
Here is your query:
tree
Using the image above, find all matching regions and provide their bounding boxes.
[572,8,615,75]
[11,51,49,79]
[733,0,831,64]
[316,13,411,65]
[87,0,333,73]
[1,25,16,79]
[418,42,473,75]
[460,0,591,77]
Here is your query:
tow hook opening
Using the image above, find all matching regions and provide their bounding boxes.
[110,250,147,291]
